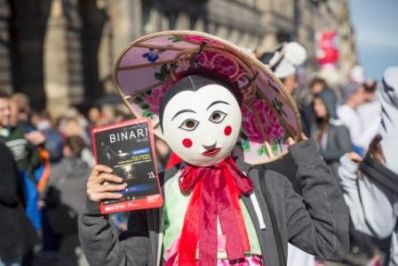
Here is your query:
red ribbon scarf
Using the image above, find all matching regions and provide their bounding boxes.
[177,156,254,266]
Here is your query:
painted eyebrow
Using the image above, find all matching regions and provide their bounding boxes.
[206,100,230,111]
[171,109,196,121]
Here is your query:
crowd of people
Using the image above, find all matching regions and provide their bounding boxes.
[0,37,396,266]
[259,42,395,266]
[0,91,133,266]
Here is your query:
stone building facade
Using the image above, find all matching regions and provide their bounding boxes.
[0,0,356,115]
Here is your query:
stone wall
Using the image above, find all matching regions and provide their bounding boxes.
[0,0,357,112]
[0,0,11,93]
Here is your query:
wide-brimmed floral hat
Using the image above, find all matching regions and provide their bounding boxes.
[114,30,301,164]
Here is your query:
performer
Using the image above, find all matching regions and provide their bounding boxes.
[79,31,349,266]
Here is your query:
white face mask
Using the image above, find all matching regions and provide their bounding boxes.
[162,84,242,167]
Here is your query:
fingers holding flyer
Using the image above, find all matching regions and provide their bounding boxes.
[87,164,126,202]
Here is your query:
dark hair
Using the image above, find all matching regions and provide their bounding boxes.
[363,80,377,94]
[158,73,241,130]
[367,134,385,164]
[309,77,327,90]
[0,89,10,99]
[64,136,86,157]
[312,94,330,125]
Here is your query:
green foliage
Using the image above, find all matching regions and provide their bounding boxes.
[168,36,182,43]
[142,110,153,118]
[256,145,269,156]
[240,139,250,152]
[271,143,279,154]
[154,64,169,81]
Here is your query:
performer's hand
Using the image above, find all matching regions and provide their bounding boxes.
[287,133,308,146]
[87,164,127,202]
[300,133,308,141]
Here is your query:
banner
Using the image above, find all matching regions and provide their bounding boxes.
[316,30,339,68]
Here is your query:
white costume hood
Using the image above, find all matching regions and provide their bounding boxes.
[378,66,398,174]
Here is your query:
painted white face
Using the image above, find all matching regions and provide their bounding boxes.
[162,84,242,167]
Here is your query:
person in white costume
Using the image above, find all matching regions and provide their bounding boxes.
[338,66,398,266]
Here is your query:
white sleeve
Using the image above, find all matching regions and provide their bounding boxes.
[358,176,396,239]
[355,121,380,150]
[287,243,315,266]
[338,108,360,140]
[338,155,373,235]
[337,106,377,150]
[390,231,398,266]
[338,155,396,238]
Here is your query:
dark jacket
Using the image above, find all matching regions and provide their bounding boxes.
[78,140,349,266]
[360,154,398,195]
[0,143,38,262]
[44,157,90,236]
[0,125,41,175]
[261,153,302,195]
[1,125,44,230]
[315,123,352,176]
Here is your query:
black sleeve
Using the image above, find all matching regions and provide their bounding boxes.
[78,201,150,266]
[286,139,350,260]
[321,126,352,163]
[0,144,19,205]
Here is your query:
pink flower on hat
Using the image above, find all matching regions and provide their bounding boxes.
[242,99,285,143]
[194,51,244,82]
[145,80,172,114]
[213,54,240,78]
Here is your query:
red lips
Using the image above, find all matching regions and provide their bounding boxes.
[202,148,221,157]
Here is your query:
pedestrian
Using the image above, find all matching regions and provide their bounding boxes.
[58,110,94,167]
[31,110,64,164]
[0,142,38,266]
[311,91,352,176]
[43,136,90,266]
[338,66,398,265]
[259,41,306,95]
[356,80,381,151]
[300,77,337,137]
[337,80,374,155]
[0,90,44,232]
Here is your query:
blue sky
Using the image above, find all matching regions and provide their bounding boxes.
[349,0,398,80]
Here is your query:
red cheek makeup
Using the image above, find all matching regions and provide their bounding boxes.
[182,138,193,148]
[224,125,232,136]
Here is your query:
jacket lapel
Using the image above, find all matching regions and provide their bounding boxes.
[146,208,163,266]
[241,164,269,265]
